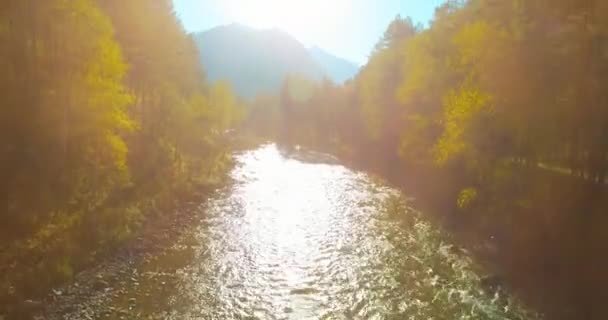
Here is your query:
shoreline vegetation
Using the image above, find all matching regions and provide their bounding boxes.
[2,0,608,319]
[0,169,235,318]
[0,0,242,316]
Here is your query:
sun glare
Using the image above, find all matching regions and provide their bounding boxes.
[221,0,348,43]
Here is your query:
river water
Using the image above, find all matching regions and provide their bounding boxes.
[46,144,536,319]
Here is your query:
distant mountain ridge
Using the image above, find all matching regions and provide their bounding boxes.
[308,46,359,84]
[193,24,359,98]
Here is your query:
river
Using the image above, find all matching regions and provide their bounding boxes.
[44,144,536,319]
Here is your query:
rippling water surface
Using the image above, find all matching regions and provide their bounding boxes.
[50,144,537,319]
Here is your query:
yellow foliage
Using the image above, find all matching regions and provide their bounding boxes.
[457,187,478,209]
[397,33,437,106]
[105,132,129,172]
[434,86,492,166]
[209,81,243,130]
[452,20,492,69]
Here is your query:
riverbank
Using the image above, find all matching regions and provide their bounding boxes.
[0,167,233,320]
[4,183,225,319]
[0,135,261,318]
[264,137,608,318]
[333,149,608,320]
[49,186,226,320]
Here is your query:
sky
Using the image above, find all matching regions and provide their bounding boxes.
[172,0,444,66]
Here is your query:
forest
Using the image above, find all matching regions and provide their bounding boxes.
[245,0,608,318]
[0,0,242,307]
[2,0,608,318]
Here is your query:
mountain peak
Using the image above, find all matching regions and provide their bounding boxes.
[194,24,359,98]
[194,24,324,99]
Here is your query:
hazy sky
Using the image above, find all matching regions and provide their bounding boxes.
[173,0,444,66]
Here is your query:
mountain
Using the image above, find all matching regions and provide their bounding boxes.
[194,24,324,99]
[194,24,360,98]
[308,46,359,84]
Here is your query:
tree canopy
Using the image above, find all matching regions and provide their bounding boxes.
[0,0,242,302]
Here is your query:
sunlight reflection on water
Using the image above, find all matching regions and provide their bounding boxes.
[205,144,368,319]
[50,144,537,320]
[177,144,533,319]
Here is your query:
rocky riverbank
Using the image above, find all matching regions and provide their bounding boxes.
[6,187,221,320]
